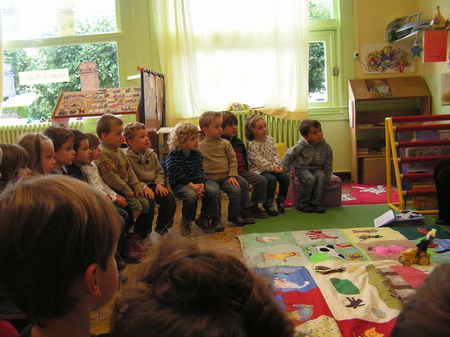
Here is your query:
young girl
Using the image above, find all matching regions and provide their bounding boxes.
[67,129,91,182]
[43,127,75,174]
[165,123,218,236]
[246,115,289,215]
[0,175,121,337]
[0,144,31,191]
[17,133,56,175]
[111,238,294,337]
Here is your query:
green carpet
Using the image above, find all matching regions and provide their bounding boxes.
[244,204,437,234]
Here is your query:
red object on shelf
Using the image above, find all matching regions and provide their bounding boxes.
[406,187,436,196]
[392,113,450,122]
[423,30,448,62]
[397,139,450,148]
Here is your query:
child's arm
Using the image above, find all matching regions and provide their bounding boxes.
[269,137,282,169]
[153,152,167,185]
[248,141,275,173]
[282,144,305,172]
[97,153,135,197]
[224,141,238,183]
[324,143,333,179]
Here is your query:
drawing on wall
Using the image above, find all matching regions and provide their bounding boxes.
[362,44,414,73]
[442,73,450,106]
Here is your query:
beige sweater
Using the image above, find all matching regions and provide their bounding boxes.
[126,148,166,185]
[199,137,238,180]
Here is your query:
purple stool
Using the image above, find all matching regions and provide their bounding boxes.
[286,171,342,208]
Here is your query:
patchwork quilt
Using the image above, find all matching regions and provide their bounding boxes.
[238,225,450,337]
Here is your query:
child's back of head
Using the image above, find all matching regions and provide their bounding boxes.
[0,144,31,190]
[0,175,121,327]
[111,238,293,337]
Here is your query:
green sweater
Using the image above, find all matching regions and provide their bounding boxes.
[199,136,238,180]
[126,148,165,185]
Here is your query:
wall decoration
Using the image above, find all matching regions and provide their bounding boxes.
[362,44,413,73]
[423,30,448,62]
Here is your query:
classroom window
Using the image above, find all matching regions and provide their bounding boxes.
[2,43,119,120]
[309,0,335,20]
[1,0,117,41]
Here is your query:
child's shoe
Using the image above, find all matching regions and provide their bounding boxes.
[297,203,315,213]
[249,204,268,218]
[276,200,285,214]
[315,205,326,213]
[180,220,192,236]
[228,217,247,227]
[195,216,210,232]
[211,218,225,233]
[264,206,279,216]
[241,208,256,224]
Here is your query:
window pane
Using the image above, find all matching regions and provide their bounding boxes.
[1,0,117,41]
[309,41,328,103]
[309,0,333,20]
[2,42,119,120]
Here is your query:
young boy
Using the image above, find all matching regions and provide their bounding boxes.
[124,122,176,236]
[0,175,121,337]
[43,126,75,174]
[282,119,333,213]
[67,129,91,182]
[198,111,255,227]
[221,111,268,218]
[96,114,154,241]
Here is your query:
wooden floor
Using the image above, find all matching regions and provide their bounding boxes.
[90,203,244,335]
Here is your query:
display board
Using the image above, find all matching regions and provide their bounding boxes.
[52,87,140,119]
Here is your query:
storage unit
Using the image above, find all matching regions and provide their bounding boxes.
[348,77,431,183]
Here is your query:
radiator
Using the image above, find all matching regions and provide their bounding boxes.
[234,110,300,148]
[0,121,84,144]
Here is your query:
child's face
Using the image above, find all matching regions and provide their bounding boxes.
[90,145,102,162]
[127,129,151,152]
[304,126,323,144]
[184,134,199,150]
[55,139,75,167]
[101,124,124,149]
[252,118,267,140]
[41,140,56,174]
[202,117,223,138]
[222,123,238,137]
[75,139,92,165]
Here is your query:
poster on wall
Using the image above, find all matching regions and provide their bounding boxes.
[424,30,448,62]
[443,73,450,106]
[362,44,414,73]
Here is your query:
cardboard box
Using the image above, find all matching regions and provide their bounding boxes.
[360,157,386,185]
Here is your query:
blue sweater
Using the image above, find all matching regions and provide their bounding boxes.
[166,150,205,188]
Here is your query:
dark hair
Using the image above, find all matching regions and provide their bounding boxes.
[299,119,321,137]
[70,129,89,152]
[86,133,100,149]
[43,127,74,152]
[96,114,123,137]
[0,175,121,325]
[111,239,294,337]
[390,263,450,337]
[244,114,265,141]
[222,111,238,129]
[0,144,30,185]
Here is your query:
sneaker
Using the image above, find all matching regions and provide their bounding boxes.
[241,209,256,224]
[250,205,269,219]
[264,206,279,216]
[277,201,285,214]
[297,204,315,213]
[228,217,247,227]
[211,218,225,233]
[195,216,209,231]
[315,206,326,213]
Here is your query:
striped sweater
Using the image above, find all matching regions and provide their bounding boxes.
[166,149,205,188]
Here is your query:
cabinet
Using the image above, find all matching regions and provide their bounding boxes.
[348,77,431,184]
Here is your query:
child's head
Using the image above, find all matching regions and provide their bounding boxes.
[96,114,124,149]
[124,122,150,152]
[43,127,75,168]
[222,111,238,137]
[299,119,323,144]
[18,133,56,175]
[71,129,91,166]
[245,114,267,141]
[390,263,450,337]
[0,144,31,184]
[0,175,121,326]
[111,239,294,337]
[86,133,101,162]
[168,123,200,151]
[199,111,223,138]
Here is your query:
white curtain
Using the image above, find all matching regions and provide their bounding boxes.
[149,0,309,121]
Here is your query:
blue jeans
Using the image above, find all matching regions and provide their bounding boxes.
[261,171,289,208]
[173,181,218,222]
[296,168,328,206]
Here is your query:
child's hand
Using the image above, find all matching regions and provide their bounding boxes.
[228,176,240,187]
[115,195,128,207]
[155,184,169,196]
[142,186,155,199]
[273,167,283,173]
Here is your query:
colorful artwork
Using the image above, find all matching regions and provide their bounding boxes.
[363,44,413,73]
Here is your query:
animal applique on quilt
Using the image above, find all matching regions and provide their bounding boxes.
[263,251,298,262]
[306,230,339,240]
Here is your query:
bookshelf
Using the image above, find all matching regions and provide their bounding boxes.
[348,77,431,184]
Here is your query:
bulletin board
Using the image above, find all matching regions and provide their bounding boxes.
[52,87,141,119]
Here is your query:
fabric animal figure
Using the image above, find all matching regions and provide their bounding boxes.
[306,230,338,240]
[263,252,298,262]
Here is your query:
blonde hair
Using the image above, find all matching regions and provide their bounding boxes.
[245,114,265,141]
[124,122,146,141]
[96,114,123,137]
[17,133,51,175]
[168,123,199,151]
[199,111,222,130]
